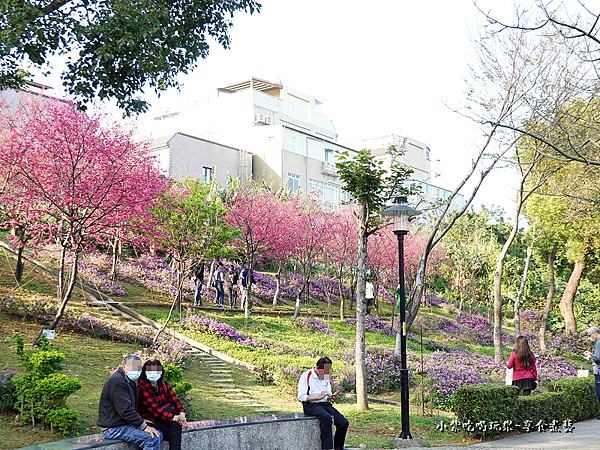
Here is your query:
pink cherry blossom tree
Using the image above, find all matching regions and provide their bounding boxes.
[327,206,358,319]
[0,99,167,339]
[292,197,333,317]
[369,226,447,318]
[224,184,302,316]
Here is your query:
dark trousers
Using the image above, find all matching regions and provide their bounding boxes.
[194,279,203,306]
[214,281,224,306]
[153,420,182,450]
[303,402,348,450]
[595,374,600,404]
[227,286,237,308]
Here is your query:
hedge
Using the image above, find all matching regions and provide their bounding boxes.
[454,378,600,437]
[455,384,519,426]
[547,377,600,422]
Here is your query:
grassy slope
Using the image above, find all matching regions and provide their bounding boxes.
[0,254,475,449]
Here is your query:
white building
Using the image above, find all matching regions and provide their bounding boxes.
[0,81,64,113]
[150,133,252,186]
[137,77,358,204]
[350,134,465,216]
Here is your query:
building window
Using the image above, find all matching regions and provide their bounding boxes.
[288,173,300,193]
[309,179,339,204]
[202,167,212,183]
[292,137,297,153]
[341,190,353,204]
[324,148,334,163]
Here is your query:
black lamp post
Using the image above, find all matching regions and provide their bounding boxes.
[382,195,421,440]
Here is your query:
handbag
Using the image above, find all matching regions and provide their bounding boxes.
[159,402,175,416]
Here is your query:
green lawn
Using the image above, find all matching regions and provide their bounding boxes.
[0,251,481,449]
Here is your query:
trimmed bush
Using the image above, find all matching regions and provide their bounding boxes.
[548,377,600,422]
[455,384,519,426]
[515,391,565,424]
[455,378,600,437]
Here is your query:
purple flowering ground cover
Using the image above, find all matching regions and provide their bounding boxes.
[0,295,191,368]
[174,297,590,412]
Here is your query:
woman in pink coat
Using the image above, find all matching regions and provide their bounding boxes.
[507,335,538,396]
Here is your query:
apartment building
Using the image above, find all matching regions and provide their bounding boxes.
[137,77,358,204]
[0,81,63,113]
[352,134,465,216]
[150,133,252,185]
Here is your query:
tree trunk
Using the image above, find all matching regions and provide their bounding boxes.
[15,244,25,283]
[493,188,524,362]
[514,245,533,337]
[538,244,557,353]
[338,272,345,320]
[559,254,587,334]
[406,254,426,330]
[374,283,380,316]
[57,244,67,301]
[355,205,369,411]
[110,237,120,281]
[304,271,311,306]
[246,263,254,319]
[36,250,79,344]
[273,261,283,306]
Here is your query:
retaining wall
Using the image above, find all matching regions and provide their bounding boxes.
[18,414,321,450]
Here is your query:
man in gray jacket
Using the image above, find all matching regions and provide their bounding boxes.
[98,355,162,448]
[584,326,600,419]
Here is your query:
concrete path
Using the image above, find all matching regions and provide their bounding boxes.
[469,417,600,449]
[196,353,278,414]
[357,417,600,449]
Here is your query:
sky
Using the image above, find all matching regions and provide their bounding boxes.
[32,0,522,217]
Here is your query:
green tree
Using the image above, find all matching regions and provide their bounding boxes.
[442,207,501,313]
[0,0,260,114]
[150,178,231,336]
[336,146,413,411]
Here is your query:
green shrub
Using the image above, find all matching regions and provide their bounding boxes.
[163,363,197,420]
[548,377,600,422]
[12,333,81,434]
[46,408,80,434]
[515,391,565,424]
[0,367,18,413]
[455,378,599,437]
[455,384,519,426]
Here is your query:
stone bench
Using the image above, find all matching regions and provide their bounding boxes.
[18,414,321,450]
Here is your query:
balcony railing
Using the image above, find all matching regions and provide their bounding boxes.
[321,162,338,177]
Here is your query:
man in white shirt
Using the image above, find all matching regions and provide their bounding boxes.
[365,280,374,315]
[298,357,349,450]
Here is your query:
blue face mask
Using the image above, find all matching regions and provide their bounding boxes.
[146,371,162,383]
[126,370,141,381]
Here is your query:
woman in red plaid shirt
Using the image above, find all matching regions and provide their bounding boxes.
[137,359,188,450]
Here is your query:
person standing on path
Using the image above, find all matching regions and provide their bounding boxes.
[213,262,225,307]
[239,265,254,311]
[507,335,538,396]
[97,355,162,450]
[584,326,600,419]
[365,280,374,315]
[225,265,239,309]
[298,356,349,450]
[191,260,205,307]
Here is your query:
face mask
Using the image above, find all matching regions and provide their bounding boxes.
[323,374,330,381]
[126,370,141,381]
[146,372,162,383]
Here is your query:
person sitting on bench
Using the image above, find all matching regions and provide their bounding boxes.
[298,356,349,450]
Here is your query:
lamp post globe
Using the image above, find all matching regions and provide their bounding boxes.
[381,195,421,440]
